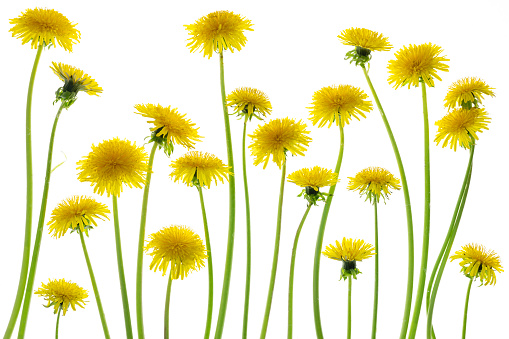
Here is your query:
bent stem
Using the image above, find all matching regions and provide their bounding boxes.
[55,306,62,339]
[347,275,353,339]
[164,277,173,339]
[372,201,379,339]
[462,278,474,339]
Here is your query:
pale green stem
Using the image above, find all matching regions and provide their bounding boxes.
[347,275,352,339]
[462,278,474,339]
[55,306,62,339]
[164,277,173,339]
[372,200,379,339]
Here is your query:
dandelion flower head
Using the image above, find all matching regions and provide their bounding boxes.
[50,62,102,107]
[287,166,339,191]
[444,77,495,111]
[226,87,272,120]
[450,243,503,286]
[323,238,376,280]
[338,27,392,52]
[347,167,401,203]
[35,278,88,315]
[169,151,231,188]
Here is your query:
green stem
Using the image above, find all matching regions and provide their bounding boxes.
[288,204,312,339]
[136,142,158,339]
[112,195,134,339]
[197,186,214,339]
[4,45,43,339]
[17,103,65,339]
[164,276,173,339]
[347,275,352,339]
[79,232,111,339]
[462,278,474,339]
[361,65,414,339]
[55,306,62,339]
[260,161,287,339]
[372,200,379,339]
[214,50,236,339]
[313,123,345,339]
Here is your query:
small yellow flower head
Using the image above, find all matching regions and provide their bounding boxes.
[185,10,253,59]
[9,8,80,52]
[288,166,340,206]
[77,138,150,197]
[145,225,208,279]
[226,87,272,121]
[450,243,503,286]
[339,28,392,67]
[169,151,231,188]
[47,196,110,238]
[347,167,401,204]
[444,77,495,111]
[249,118,312,169]
[323,238,376,280]
[434,108,490,151]
[35,278,88,315]
[308,85,372,128]
[387,43,449,89]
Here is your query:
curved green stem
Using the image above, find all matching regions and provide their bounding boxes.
[462,278,474,339]
[4,45,43,339]
[136,142,158,339]
[55,306,62,339]
[372,201,379,339]
[347,275,352,339]
[164,276,173,339]
[79,232,111,339]
[313,123,345,339]
[260,161,287,339]
[288,204,312,339]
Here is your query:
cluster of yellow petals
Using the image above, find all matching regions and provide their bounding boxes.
[347,167,401,203]
[287,166,339,191]
[338,27,392,52]
[443,77,495,110]
[169,151,231,188]
[450,243,503,286]
[323,238,376,262]
[226,87,272,119]
[35,279,88,315]
[50,62,103,96]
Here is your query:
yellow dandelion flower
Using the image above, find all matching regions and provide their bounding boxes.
[9,8,80,52]
[226,87,272,120]
[308,85,372,128]
[249,118,312,169]
[169,151,231,188]
[387,43,449,89]
[347,167,401,203]
[50,62,102,107]
[287,166,339,191]
[338,27,392,52]
[35,278,88,315]
[77,138,149,197]
[47,196,110,238]
[434,108,490,151]
[185,10,253,59]
[323,238,376,280]
[444,77,495,111]
[450,243,503,286]
[145,225,207,279]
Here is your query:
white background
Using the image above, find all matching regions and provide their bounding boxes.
[1,1,508,338]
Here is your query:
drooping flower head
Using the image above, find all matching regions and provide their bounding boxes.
[77,138,150,197]
[308,85,372,128]
[339,28,392,66]
[287,166,339,205]
[185,10,253,59]
[450,243,503,286]
[134,103,203,156]
[323,238,376,280]
[9,8,80,52]
[388,43,449,89]
[47,196,110,238]
[347,167,401,204]
[226,87,272,121]
[145,225,208,279]
[169,151,231,188]
[249,118,312,169]
[35,278,88,315]
[444,77,495,111]
[434,108,490,151]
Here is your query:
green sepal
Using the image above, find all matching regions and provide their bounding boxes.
[146,128,174,158]
[297,187,330,206]
[345,47,372,68]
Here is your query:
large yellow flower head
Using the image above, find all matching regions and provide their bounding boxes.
[226,87,272,121]
[9,8,80,52]
[323,238,376,280]
[434,108,490,151]
[387,43,449,89]
[338,27,392,52]
[185,10,253,59]
[169,151,231,188]
[308,85,372,128]
[35,279,88,315]
[288,166,340,206]
[47,196,110,238]
[77,138,150,197]
[145,225,207,279]
[444,77,495,111]
[249,118,312,169]
[347,167,401,204]
[450,243,503,286]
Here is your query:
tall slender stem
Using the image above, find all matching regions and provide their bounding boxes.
[4,45,43,339]
[462,278,474,339]
[372,200,379,339]
[79,232,111,339]
[260,161,287,339]
[313,123,345,339]
[136,142,158,339]
[347,275,352,339]
[55,307,62,339]
[164,277,173,339]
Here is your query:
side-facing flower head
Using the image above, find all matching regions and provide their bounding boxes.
[434,108,490,151]
[77,138,149,197]
[226,87,272,121]
[145,225,208,280]
[444,77,495,111]
[287,166,339,206]
[47,196,110,238]
[339,28,392,66]
[450,243,503,286]
[9,8,80,52]
[249,118,312,169]
[308,85,372,128]
[35,278,88,315]
[323,237,376,280]
[347,167,401,204]
[387,43,449,89]
[184,10,253,59]
[169,151,231,188]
